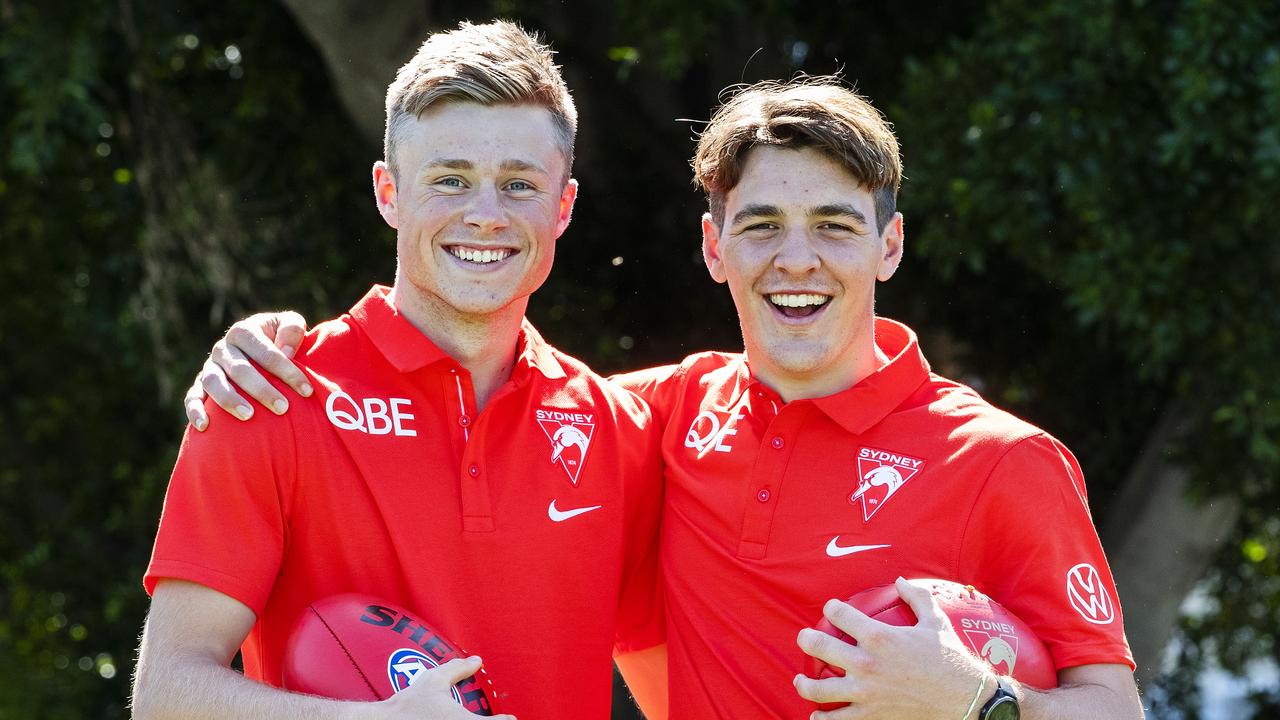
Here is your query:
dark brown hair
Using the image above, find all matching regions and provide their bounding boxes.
[693,77,902,231]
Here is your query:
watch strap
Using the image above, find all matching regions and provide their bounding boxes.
[978,675,1019,720]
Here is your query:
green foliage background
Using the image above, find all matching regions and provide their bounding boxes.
[1,0,1276,717]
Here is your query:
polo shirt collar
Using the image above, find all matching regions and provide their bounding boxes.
[349,285,566,379]
[514,319,567,380]
[739,317,930,435]
[812,318,930,434]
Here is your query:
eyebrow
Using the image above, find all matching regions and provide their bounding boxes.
[731,204,783,225]
[423,158,473,170]
[810,203,870,226]
[421,158,549,175]
[499,159,548,175]
[731,202,870,226]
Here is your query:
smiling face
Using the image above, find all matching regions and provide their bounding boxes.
[375,101,577,322]
[703,145,903,400]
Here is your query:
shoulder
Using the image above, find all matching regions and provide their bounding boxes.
[542,347,657,430]
[905,374,1086,488]
[297,313,361,360]
[610,351,741,423]
[910,373,1053,451]
[611,351,738,390]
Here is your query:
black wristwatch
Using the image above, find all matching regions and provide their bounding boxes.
[978,675,1020,720]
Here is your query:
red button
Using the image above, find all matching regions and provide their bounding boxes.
[756,489,771,502]
[459,415,472,427]
[770,436,784,449]
[467,464,480,477]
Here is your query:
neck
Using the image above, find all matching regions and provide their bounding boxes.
[389,282,524,411]
[749,321,889,404]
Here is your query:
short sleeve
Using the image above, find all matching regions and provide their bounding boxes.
[959,434,1135,671]
[612,398,667,656]
[143,397,298,616]
[611,364,681,428]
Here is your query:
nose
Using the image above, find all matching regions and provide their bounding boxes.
[463,183,509,234]
[773,227,820,274]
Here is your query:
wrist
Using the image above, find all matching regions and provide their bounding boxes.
[337,700,376,720]
[977,674,1021,720]
[962,672,995,720]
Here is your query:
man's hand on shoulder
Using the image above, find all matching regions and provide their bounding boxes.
[184,311,313,431]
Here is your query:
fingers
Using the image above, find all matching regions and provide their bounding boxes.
[797,623,865,671]
[272,311,308,359]
[895,577,948,629]
[183,376,209,431]
[425,656,483,688]
[820,599,884,646]
[225,321,312,402]
[810,702,862,720]
[794,672,858,707]
[209,343,285,416]
[200,355,254,421]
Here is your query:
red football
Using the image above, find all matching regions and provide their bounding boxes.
[283,594,500,715]
[808,579,1058,710]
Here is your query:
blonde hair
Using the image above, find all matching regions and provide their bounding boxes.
[384,20,577,182]
[693,77,902,231]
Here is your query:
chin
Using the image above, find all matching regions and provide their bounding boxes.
[760,342,833,376]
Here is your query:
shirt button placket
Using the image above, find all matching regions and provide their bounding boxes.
[739,428,790,559]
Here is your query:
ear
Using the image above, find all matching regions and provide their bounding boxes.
[553,179,579,239]
[702,213,728,284]
[877,212,905,282]
[372,161,399,229]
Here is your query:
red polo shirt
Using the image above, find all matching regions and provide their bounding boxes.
[145,286,665,720]
[617,317,1133,719]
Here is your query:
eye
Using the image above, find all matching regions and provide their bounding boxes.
[505,179,535,192]
[818,221,866,236]
[743,222,779,232]
[435,176,467,189]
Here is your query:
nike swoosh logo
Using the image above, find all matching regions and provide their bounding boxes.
[548,500,603,522]
[826,538,891,557]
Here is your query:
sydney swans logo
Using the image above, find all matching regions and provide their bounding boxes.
[850,447,925,522]
[536,408,595,486]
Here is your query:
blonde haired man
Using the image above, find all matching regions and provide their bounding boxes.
[133,21,665,720]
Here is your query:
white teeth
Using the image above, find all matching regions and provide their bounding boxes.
[449,247,511,264]
[768,293,829,308]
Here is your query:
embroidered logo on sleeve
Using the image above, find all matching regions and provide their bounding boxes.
[1066,563,1116,624]
[535,408,595,486]
[850,447,925,522]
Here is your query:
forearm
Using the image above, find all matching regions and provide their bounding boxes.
[1017,665,1144,720]
[616,644,669,720]
[132,649,370,720]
